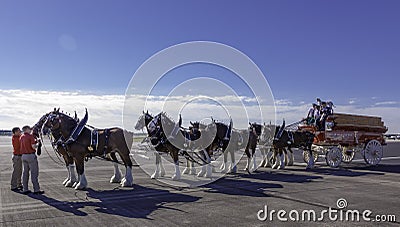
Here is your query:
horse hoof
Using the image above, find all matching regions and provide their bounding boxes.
[197,171,206,177]
[230,166,237,173]
[171,174,180,181]
[306,165,314,170]
[62,178,70,185]
[182,168,190,175]
[151,172,159,179]
[65,180,75,187]
[120,180,133,187]
[74,184,86,190]
[110,176,121,183]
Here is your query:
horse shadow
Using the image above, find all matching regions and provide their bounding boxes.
[241,170,323,183]
[28,184,201,219]
[203,176,283,197]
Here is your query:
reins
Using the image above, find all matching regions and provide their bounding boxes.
[39,132,65,166]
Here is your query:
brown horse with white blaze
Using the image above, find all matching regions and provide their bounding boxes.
[43,109,134,190]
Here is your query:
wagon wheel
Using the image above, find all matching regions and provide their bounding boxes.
[363,140,383,166]
[341,147,355,163]
[325,146,342,168]
[302,149,318,163]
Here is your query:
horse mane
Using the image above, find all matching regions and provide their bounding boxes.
[159,112,176,125]
[59,112,78,131]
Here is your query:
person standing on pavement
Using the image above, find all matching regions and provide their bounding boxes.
[11,127,23,191]
[20,125,44,195]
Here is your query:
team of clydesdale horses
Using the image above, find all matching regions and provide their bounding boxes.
[33,108,315,190]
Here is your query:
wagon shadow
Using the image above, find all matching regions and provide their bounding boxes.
[29,185,200,219]
[203,177,283,197]
[287,165,384,177]
[345,163,400,174]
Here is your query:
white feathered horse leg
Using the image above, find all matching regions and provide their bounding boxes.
[264,148,273,167]
[65,164,77,187]
[159,157,166,176]
[171,160,181,180]
[110,162,122,183]
[189,161,196,175]
[74,173,87,190]
[258,148,267,168]
[252,151,257,171]
[220,150,227,170]
[271,149,280,169]
[205,151,212,178]
[244,156,251,172]
[120,166,134,187]
[278,152,285,170]
[284,149,289,166]
[197,160,206,177]
[230,149,237,173]
[288,149,294,166]
[151,152,162,179]
[63,165,71,185]
[221,149,230,173]
[182,160,190,175]
[151,163,160,179]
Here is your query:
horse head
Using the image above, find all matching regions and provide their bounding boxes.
[249,122,262,137]
[43,109,80,138]
[190,121,200,133]
[32,112,53,138]
[135,111,154,131]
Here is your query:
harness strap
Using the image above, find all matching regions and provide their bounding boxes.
[103,129,110,158]
[66,112,88,144]
[288,131,294,144]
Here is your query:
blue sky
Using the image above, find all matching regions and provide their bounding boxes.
[0,0,399,131]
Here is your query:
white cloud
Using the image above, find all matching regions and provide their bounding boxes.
[0,89,124,129]
[374,101,397,106]
[0,89,398,133]
[348,98,358,105]
[275,99,292,106]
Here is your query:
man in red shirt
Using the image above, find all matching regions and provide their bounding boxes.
[20,125,44,195]
[11,127,23,191]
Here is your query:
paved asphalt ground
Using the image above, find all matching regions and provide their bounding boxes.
[1,136,399,227]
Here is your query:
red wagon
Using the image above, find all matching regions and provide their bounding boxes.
[299,113,387,168]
